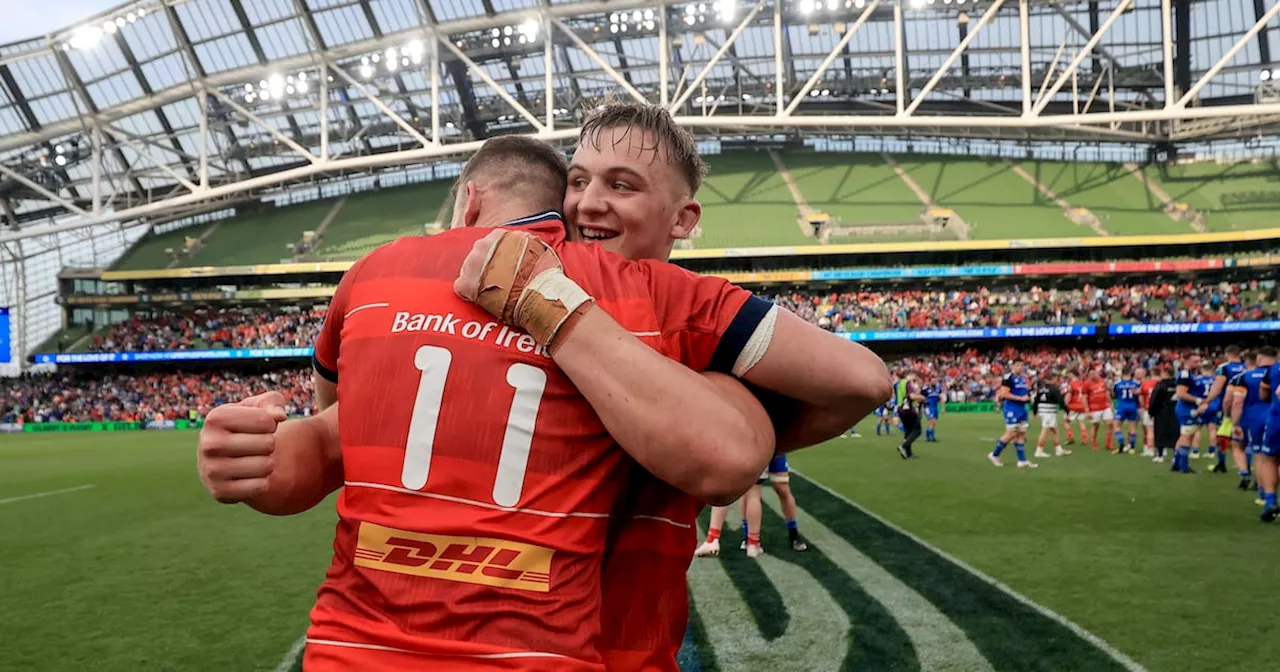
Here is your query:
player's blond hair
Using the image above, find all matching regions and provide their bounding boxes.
[579,96,707,195]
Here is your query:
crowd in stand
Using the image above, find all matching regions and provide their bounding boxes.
[87,307,326,353]
[772,280,1277,331]
[888,346,1205,403]
[48,280,1278,356]
[0,368,315,425]
[0,345,1225,424]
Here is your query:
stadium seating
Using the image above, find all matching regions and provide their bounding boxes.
[84,308,325,353]
[313,181,455,261]
[1,343,1226,424]
[1144,161,1280,232]
[1,369,314,424]
[105,155,1280,271]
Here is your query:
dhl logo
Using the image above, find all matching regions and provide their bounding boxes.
[353,522,554,593]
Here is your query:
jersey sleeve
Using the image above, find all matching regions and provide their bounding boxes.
[1001,375,1014,391]
[312,253,373,383]
[1175,370,1192,389]
[635,259,775,375]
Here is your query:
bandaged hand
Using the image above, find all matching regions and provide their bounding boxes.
[454,229,594,353]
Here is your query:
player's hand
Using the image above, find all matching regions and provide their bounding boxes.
[1232,425,1244,440]
[1194,403,1207,416]
[454,229,593,352]
[197,391,287,504]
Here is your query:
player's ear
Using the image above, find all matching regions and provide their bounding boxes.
[459,181,483,228]
[670,198,701,240]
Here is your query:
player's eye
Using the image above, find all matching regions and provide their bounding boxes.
[570,177,588,189]
[611,182,633,192]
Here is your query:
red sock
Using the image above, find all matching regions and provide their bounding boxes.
[1106,432,1113,449]
[706,528,721,544]
[1217,436,1231,453]
[1066,428,1075,442]
[747,532,761,546]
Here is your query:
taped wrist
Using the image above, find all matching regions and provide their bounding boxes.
[474,230,594,350]
[515,268,593,351]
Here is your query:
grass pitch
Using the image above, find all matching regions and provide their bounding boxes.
[3,415,1278,671]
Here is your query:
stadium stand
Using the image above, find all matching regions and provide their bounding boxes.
[1,368,314,424]
[104,153,1280,268]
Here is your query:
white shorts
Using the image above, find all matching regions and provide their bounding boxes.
[1140,409,1153,426]
[1038,412,1058,429]
[1005,421,1030,431]
[1090,409,1114,423]
[1068,411,1086,422]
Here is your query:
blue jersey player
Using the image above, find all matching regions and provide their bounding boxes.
[989,360,1037,468]
[1112,369,1142,454]
[1172,356,1215,473]
[1229,351,1269,498]
[924,379,942,442]
[1258,347,1280,521]
[1205,345,1246,468]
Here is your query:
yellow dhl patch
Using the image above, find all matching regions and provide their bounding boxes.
[354,522,554,592]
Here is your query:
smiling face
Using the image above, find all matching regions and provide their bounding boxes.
[564,125,701,262]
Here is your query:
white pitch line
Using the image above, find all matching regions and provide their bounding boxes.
[0,484,94,505]
[791,470,1147,672]
[273,634,306,672]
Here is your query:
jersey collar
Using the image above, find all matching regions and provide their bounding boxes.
[502,210,566,244]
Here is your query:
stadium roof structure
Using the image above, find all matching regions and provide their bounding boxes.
[0,0,1278,240]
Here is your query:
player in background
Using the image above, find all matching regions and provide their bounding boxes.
[923,376,942,442]
[1149,366,1178,463]
[1172,356,1213,474]
[1137,367,1158,457]
[694,452,809,558]
[1227,352,1261,491]
[1112,367,1142,454]
[1085,367,1114,451]
[895,371,926,459]
[1246,347,1278,520]
[1203,345,1246,471]
[1033,371,1071,458]
[1188,361,1218,461]
[1064,370,1088,446]
[875,397,897,436]
[989,359,1036,468]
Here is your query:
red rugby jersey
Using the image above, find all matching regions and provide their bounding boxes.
[1085,378,1110,411]
[1066,380,1088,412]
[1139,378,1158,409]
[304,212,771,671]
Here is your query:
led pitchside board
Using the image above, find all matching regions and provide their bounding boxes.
[0,307,10,363]
[838,326,1097,342]
[33,347,313,365]
[1109,321,1280,336]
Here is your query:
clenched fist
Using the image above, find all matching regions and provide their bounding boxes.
[197,391,287,504]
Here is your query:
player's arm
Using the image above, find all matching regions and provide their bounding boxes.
[1206,372,1228,404]
[719,303,892,451]
[1229,384,1245,426]
[1175,377,1201,405]
[549,308,775,505]
[246,404,342,516]
[197,393,342,515]
[456,231,774,504]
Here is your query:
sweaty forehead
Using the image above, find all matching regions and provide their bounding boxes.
[572,127,674,178]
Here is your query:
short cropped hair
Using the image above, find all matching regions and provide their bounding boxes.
[457,135,568,212]
[1257,346,1277,359]
[1225,344,1241,356]
[580,97,707,194]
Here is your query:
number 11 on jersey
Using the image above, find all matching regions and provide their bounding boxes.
[401,345,548,507]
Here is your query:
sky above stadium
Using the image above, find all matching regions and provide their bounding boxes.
[2,0,118,45]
